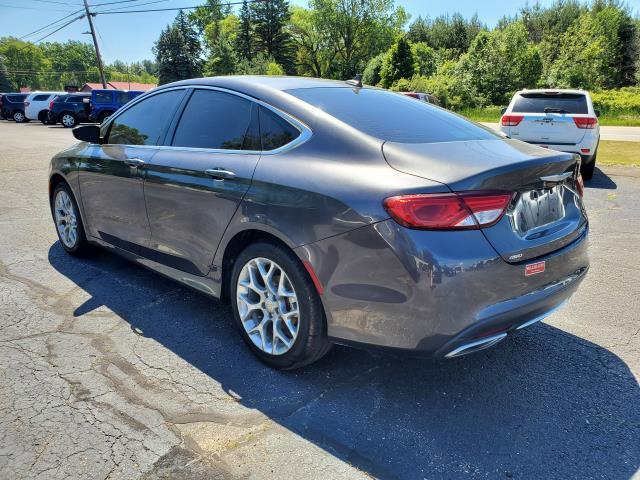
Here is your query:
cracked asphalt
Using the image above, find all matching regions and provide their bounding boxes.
[0,121,638,480]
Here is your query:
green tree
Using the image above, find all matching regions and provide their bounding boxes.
[189,0,229,38]
[205,32,238,76]
[236,52,284,75]
[40,41,97,88]
[153,11,203,84]
[459,22,542,104]
[310,0,407,79]
[290,6,338,77]
[0,56,13,91]
[0,37,48,89]
[252,0,294,74]
[411,42,437,77]
[379,36,415,88]
[362,52,385,85]
[236,0,254,61]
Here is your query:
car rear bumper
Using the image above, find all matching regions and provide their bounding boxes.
[295,219,589,357]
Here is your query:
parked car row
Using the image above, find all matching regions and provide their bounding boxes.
[0,89,145,128]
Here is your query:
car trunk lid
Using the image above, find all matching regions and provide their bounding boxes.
[382,138,588,262]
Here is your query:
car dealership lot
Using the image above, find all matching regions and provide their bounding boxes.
[0,121,638,479]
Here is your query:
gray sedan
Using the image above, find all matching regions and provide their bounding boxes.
[49,76,589,369]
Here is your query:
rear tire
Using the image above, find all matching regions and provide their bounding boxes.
[581,151,597,181]
[230,241,331,370]
[51,182,92,256]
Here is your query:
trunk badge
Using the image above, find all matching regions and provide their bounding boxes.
[525,261,546,276]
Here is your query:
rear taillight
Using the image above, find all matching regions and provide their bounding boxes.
[573,117,597,129]
[49,100,54,110]
[383,192,513,230]
[501,115,524,127]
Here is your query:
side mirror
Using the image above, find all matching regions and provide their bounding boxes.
[595,109,601,118]
[72,125,100,143]
[500,107,507,115]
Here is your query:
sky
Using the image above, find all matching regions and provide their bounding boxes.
[1,0,639,64]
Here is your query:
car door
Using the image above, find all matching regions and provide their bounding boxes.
[143,88,262,276]
[78,89,186,253]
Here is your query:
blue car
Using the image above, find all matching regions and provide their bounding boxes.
[89,89,144,123]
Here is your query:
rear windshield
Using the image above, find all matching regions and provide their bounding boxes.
[287,88,496,144]
[512,93,588,114]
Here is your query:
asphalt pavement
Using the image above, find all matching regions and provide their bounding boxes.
[0,121,638,479]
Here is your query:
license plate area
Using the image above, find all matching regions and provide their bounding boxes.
[509,186,566,236]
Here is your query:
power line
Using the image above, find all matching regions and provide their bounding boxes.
[19,8,85,39]
[95,0,266,14]
[31,15,86,44]
[29,0,83,5]
[95,0,168,13]
[0,3,75,11]
[88,0,159,7]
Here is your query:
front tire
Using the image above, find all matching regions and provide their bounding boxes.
[230,242,331,369]
[13,110,27,123]
[51,182,92,256]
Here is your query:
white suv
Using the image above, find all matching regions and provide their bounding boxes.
[499,89,600,180]
[24,92,65,124]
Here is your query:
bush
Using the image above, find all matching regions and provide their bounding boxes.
[590,87,640,116]
[362,53,385,86]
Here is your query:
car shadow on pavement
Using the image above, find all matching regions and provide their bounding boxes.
[587,167,617,190]
[48,243,639,479]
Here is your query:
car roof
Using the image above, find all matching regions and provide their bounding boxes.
[164,75,351,92]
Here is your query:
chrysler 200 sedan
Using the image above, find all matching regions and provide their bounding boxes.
[49,76,589,369]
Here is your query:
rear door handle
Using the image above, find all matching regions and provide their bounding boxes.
[125,158,145,168]
[204,168,236,180]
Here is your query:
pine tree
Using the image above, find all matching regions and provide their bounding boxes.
[380,37,415,88]
[251,0,294,73]
[153,11,203,84]
[236,0,253,61]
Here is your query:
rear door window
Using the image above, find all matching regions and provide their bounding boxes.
[94,91,112,104]
[512,93,588,114]
[259,106,300,150]
[116,91,130,105]
[33,94,50,101]
[171,89,258,150]
[287,87,496,144]
[107,90,184,145]
[67,95,86,103]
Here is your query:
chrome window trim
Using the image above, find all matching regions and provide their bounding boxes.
[101,85,312,155]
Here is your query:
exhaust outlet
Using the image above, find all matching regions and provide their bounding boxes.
[444,333,507,359]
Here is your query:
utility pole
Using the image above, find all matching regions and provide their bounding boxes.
[82,0,107,89]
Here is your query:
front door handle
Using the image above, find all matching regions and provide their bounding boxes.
[125,158,145,168]
[204,168,236,180]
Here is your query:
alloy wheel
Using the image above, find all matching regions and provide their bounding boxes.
[14,112,24,122]
[236,257,300,355]
[54,190,78,248]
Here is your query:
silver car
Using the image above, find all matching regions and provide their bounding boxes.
[49,76,589,369]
